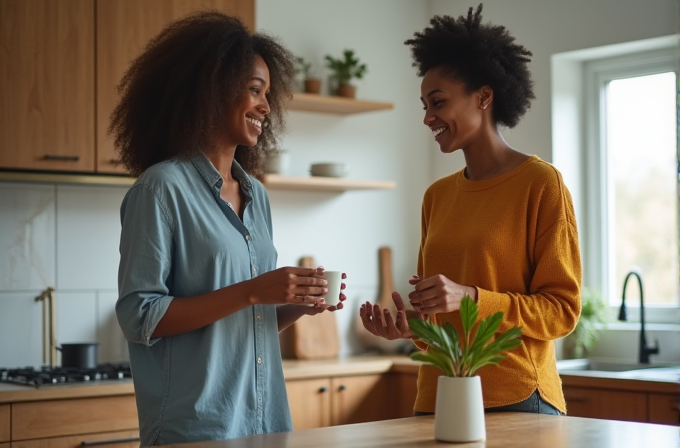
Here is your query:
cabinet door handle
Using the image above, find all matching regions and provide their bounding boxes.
[43,154,80,162]
[81,436,140,446]
[338,385,346,392]
[318,386,328,393]
[109,158,122,165]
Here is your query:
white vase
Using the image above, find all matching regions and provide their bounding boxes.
[434,375,486,442]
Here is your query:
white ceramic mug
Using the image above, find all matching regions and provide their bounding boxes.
[322,271,342,306]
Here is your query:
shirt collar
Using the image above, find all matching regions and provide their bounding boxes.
[190,151,254,197]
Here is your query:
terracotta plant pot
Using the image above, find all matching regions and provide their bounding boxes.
[336,84,356,98]
[434,376,486,442]
[304,78,321,94]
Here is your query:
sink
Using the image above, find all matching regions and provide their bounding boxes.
[556,358,678,373]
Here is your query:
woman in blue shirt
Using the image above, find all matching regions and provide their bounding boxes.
[110,12,345,446]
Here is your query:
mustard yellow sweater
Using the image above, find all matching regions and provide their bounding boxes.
[413,155,582,414]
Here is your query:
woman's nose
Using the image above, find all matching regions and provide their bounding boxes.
[423,111,435,126]
[258,99,270,116]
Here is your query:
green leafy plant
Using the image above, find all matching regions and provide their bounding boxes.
[295,56,314,79]
[408,296,523,377]
[565,287,608,358]
[324,49,367,86]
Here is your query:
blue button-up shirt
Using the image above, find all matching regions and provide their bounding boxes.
[116,152,292,447]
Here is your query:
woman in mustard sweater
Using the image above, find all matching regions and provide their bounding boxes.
[360,4,581,416]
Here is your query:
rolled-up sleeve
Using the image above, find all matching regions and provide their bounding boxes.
[117,183,175,346]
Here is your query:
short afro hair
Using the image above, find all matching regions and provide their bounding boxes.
[109,11,296,177]
[404,4,535,128]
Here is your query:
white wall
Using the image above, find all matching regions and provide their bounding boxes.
[0,0,678,367]
[256,0,430,355]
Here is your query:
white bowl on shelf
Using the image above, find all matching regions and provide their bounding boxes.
[310,163,349,178]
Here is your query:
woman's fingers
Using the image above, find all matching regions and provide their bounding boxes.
[360,302,381,336]
[408,274,422,285]
[392,291,405,311]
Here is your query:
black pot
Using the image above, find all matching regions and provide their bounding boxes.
[59,343,99,369]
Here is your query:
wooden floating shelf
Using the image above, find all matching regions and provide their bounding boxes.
[262,174,396,192]
[288,92,394,115]
[0,171,397,193]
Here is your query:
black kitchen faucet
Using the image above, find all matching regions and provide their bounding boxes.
[618,267,660,364]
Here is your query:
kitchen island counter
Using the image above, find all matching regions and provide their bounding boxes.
[155,413,678,448]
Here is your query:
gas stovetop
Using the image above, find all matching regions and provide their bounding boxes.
[0,363,132,388]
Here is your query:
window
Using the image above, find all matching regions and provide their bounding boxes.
[583,46,679,322]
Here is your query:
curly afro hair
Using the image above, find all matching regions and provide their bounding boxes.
[404,4,534,128]
[109,11,296,177]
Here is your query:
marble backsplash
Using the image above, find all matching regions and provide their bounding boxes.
[0,181,129,368]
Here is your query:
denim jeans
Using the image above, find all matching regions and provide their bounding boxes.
[414,389,564,417]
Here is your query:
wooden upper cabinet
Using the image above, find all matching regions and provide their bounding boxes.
[95,0,255,174]
[0,0,95,172]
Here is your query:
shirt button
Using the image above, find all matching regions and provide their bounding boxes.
[252,267,257,275]
[245,235,251,241]
[256,314,262,320]
[257,357,263,364]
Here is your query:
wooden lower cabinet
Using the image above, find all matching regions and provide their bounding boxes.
[12,430,139,448]
[0,404,9,442]
[330,375,390,426]
[648,393,680,425]
[563,386,647,421]
[285,378,332,430]
[12,395,138,441]
[0,443,9,448]
[391,370,418,417]
[286,373,413,430]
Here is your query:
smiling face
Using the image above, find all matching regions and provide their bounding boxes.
[223,54,271,149]
[420,67,492,153]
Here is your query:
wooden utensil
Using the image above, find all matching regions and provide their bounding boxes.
[278,256,341,359]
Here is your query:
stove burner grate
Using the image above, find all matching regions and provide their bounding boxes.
[0,363,132,388]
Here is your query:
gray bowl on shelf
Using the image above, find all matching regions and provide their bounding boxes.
[310,163,349,178]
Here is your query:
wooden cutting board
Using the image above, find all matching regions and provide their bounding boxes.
[278,256,340,359]
[356,246,410,353]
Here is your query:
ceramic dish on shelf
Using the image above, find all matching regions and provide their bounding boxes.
[310,163,349,178]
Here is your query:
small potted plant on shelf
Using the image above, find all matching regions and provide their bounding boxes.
[294,56,321,94]
[408,296,523,443]
[324,49,367,98]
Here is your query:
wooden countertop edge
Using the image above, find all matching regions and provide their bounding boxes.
[0,381,135,404]
[1,356,675,403]
[282,356,420,380]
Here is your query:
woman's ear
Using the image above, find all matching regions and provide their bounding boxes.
[478,86,493,110]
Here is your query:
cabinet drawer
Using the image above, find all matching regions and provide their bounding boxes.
[0,404,9,442]
[564,386,647,422]
[649,393,680,425]
[12,395,138,441]
[12,429,139,448]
